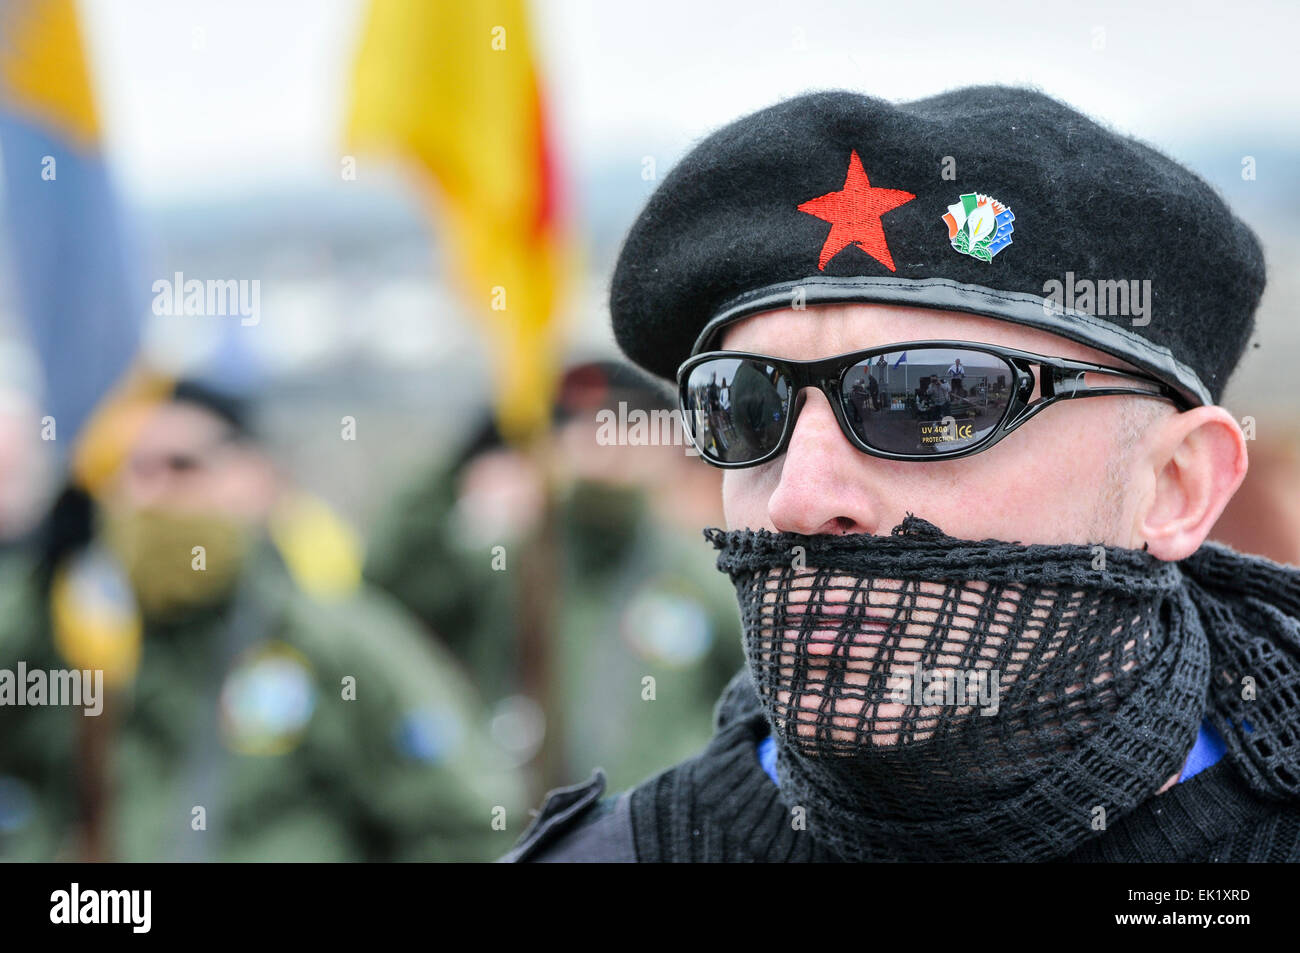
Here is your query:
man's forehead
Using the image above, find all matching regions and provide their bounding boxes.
[717,303,1135,369]
[129,402,236,458]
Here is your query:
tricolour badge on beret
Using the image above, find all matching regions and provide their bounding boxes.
[943,193,1015,262]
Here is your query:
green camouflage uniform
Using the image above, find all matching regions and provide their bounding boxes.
[364,469,745,794]
[0,544,526,862]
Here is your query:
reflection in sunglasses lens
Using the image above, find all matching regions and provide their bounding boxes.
[683,358,790,464]
[840,349,1014,455]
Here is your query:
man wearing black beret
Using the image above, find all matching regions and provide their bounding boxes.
[503,86,1300,862]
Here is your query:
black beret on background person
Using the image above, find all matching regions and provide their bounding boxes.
[501,86,1300,863]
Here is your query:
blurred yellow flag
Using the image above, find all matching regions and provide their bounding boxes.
[268,490,364,600]
[0,0,100,149]
[348,0,573,443]
[50,548,142,690]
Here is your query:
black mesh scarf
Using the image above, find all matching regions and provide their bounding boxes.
[706,515,1217,862]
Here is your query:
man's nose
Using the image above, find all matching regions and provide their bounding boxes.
[766,388,883,536]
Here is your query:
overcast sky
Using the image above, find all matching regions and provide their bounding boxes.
[78,0,1298,204]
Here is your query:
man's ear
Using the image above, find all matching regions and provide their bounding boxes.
[1139,406,1248,561]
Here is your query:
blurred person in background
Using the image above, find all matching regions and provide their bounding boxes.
[364,360,744,794]
[363,415,534,712]
[0,373,523,861]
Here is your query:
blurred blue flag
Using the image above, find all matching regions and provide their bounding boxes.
[0,0,143,447]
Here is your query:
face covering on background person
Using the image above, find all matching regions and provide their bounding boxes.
[707,514,1211,862]
[99,504,255,621]
[561,479,649,572]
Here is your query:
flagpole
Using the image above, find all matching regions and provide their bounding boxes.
[518,431,562,799]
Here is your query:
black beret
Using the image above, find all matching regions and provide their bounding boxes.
[170,377,255,439]
[610,86,1266,405]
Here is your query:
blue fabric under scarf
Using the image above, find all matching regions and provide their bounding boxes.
[757,718,1226,787]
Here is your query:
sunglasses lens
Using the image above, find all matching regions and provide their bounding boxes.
[682,357,792,464]
[840,348,1015,455]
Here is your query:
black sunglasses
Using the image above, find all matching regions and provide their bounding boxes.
[677,340,1190,468]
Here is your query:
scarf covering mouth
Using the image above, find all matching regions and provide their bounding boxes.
[706,515,1214,862]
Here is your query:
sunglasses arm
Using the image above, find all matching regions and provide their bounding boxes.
[1003,360,1185,436]
[1044,360,1186,403]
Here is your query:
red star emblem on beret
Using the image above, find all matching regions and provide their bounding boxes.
[797,150,916,272]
